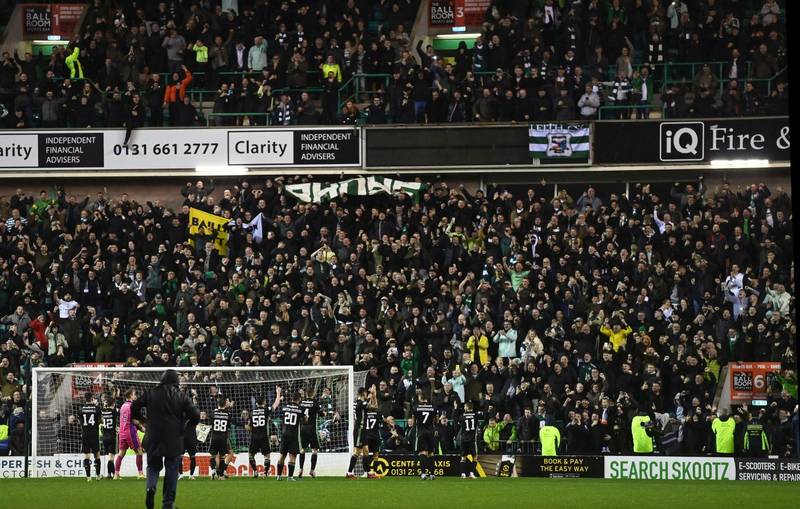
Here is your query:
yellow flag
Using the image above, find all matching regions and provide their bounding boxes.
[188,208,229,255]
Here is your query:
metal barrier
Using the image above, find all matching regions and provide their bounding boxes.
[598,103,661,120]
[204,112,273,127]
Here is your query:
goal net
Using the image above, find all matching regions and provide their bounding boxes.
[31,366,367,477]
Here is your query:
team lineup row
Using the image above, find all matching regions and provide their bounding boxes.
[74,384,496,481]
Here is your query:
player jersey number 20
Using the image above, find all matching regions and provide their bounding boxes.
[284,412,298,426]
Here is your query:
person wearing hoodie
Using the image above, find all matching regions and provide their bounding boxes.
[133,369,200,509]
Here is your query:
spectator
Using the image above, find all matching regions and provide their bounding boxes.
[296,91,319,125]
[577,84,600,120]
[364,96,387,124]
[247,36,268,72]
[472,87,498,122]
[340,100,359,125]
[162,28,187,74]
[163,65,193,127]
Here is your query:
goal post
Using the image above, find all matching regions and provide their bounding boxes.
[30,366,367,478]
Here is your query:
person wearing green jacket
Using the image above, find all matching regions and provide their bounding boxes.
[483,417,501,452]
[539,421,561,456]
[321,55,342,82]
[93,322,117,362]
[65,45,84,79]
[631,412,655,453]
[711,409,736,455]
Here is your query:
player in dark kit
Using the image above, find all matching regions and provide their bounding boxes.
[346,387,369,479]
[414,392,437,480]
[80,392,102,481]
[178,384,199,480]
[99,394,117,479]
[209,396,235,480]
[275,387,306,481]
[246,394,272,478]
[297,387,322,478]
[458,401,479,478]
[360,386,383,478]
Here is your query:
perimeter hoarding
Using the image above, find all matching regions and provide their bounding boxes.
[0,453,348,478]
[368,455,464,477]
[518,455,605,478]
[605,456,735,480]
[0,127,361,171]
[735,459,800,481]
[594,117,789,164]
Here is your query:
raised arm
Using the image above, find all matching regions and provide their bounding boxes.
[271,386,283,412]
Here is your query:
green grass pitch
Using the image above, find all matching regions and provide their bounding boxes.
[3,477,798,508]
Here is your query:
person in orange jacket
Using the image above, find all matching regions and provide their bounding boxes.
[163,64,192,126]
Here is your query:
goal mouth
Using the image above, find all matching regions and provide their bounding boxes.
[30,366,366,477]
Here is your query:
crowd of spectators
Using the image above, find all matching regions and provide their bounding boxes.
[0,0,788,127]
[0,176,797,457]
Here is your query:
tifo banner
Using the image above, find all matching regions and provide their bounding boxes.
[0,127,361,171]
[188,208,230,255]
[285,177,426,204]
[518,455,605,478]
[735,459,800,481]
[605,456,735,481]
[368,455,472,477]
[529,123,590,163]
[729,362,782,401]
[22,4,86,38]
[2,453,348,478]
[593,117,790,164]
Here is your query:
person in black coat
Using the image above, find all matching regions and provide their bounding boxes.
[133,369,200,509]
[174,96,200,126]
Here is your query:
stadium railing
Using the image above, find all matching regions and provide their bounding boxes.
[204,112,273,126]
[597,103,661,120]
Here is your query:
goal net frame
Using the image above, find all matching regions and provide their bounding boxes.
[30,366,359,477]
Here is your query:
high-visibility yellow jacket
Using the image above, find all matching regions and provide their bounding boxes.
[65,47,84,79]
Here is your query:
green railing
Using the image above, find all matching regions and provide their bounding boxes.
[205,112,273,126]
[337,73,391,110]
[661,65,786,97]
[598,103,661,120]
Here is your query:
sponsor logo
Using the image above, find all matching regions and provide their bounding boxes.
[430,0,455,25]
[732,370,753,392]
[606,457,735,480]
[660,122,704,161]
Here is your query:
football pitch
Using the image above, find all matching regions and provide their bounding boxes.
[2,477,798,509]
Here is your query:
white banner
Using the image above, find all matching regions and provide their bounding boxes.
[0,127,361,171]
[605,456,736,481]
[2,453,349,478]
